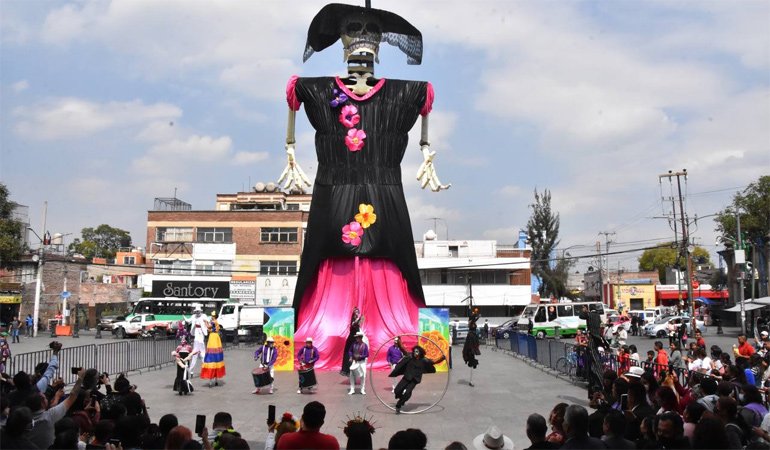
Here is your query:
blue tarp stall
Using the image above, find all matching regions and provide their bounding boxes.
[694,297,721,306]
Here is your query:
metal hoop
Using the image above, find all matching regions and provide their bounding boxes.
[368,333,450,415]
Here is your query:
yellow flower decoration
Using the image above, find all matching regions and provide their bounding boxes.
[354,203,377,229]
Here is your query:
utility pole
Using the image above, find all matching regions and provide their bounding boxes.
[596,241,604,306]
[659,170,694,318]
[32,201,48,338]
[599,232,615,307]
[737,213,746,335]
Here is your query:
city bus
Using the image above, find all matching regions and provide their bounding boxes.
[515,301,606,339]
[127,298,227,323]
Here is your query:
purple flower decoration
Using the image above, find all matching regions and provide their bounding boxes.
[330,89,349,108]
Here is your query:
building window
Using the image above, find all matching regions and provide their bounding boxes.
[197,262,232,275]
[196,227,232,243]
[123,256,136,265]
[260,261,298,275]
[156,227,194,242]
[260,227,298,243]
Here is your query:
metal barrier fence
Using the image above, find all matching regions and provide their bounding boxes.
[8,339,178,385]
[495,332,695,387]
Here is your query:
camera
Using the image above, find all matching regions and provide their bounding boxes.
[49,341,63,352]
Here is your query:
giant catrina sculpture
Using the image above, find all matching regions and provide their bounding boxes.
[279,3,449,371]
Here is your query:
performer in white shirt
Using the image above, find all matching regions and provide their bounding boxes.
[186,307,209,373]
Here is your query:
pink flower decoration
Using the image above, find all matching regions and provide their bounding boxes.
[342,221,364,246]
[345,128,366,152]
[339,105,360,128]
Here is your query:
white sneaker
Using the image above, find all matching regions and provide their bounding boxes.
[361,389,366,395]
[252,388,260,394]
[268,388,274,394]
[348,388,355,395]
[297,389,302,394]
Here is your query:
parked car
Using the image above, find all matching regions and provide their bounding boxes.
[112,314,173,339]
[494,319,517,339]
[643,315,705,338]
[97,315,125,331]
[450,322,469,345]
[607,314,632,331]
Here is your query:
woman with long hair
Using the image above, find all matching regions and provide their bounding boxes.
[545,402,568,445]
[340,307,363,376]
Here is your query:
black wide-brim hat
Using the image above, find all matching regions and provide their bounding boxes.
[303,3,423,65]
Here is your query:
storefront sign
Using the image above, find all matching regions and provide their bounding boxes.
[230,280,256,301]
[151,280,230,299]
[0,295,21,304]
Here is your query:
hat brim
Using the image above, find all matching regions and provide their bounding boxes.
[472,433,514,450]
[304,3,422,64]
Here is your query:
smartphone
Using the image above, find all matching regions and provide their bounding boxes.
[195,414,205,435]
[620,394,628,410]
[71,367,81,375]
[268,404,276,425]
[108,438,121,446]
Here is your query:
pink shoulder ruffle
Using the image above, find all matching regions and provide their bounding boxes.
[286,75,301,111]
[420,82,434,116]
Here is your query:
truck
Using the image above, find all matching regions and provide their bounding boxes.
[218,303,264,340]
[112,313,174,339]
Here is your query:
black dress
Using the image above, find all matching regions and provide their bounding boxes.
[173,351,193,395]
[289,76,430,309]
[340,314,362,376]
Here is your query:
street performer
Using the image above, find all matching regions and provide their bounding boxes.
[253,336,277,394]
[297,337,320,394]
[389,341,446,414]
[348,331,368,395]
[185,307,209,374]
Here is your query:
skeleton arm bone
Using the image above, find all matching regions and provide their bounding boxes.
[415,114,450,192]
[278,108,312,191]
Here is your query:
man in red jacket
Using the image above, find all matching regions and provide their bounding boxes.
[276,401,339,450]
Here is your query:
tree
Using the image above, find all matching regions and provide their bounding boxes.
[714,175,770,296]
[527,189,565,298]
[0,183,26,269]
[69,224,132,260]
[637,242,712,281]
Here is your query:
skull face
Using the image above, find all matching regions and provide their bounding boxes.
[340,12,382,62]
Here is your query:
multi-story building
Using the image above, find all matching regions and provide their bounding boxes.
[416,232,532,317]
[143,189,311,305]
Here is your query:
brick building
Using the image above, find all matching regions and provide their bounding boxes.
[143,189,311,305]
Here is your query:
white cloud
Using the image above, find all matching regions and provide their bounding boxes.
[11,80,29,93]
[13,98,181,140]
[232,151,269,165]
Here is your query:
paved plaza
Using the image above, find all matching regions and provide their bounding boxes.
[5,324,746,448]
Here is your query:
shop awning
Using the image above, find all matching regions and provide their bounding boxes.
[724,302,765,312]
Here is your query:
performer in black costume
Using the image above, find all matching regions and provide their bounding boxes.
[340,307,363,376]
[463,322,480,369]
[389,341,446,413]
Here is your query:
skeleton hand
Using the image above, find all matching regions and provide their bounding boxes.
[416,145,451,192]
[278,144,312,192]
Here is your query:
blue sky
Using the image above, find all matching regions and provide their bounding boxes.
[1,1,768,272]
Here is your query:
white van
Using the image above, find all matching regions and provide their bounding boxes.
[218,303,264,336]
[629,310,656,325]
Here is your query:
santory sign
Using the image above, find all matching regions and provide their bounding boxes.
[151,280,230,299]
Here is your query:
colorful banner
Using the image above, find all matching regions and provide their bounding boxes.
[263,307,295,371]
[418,308,449,372]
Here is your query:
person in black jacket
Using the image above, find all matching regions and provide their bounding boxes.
[463,322,480,369]
[560,405,607,449]
[389,343,445,414]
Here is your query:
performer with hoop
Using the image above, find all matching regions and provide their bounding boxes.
[389,341,446,413]
[253,336,277,394]
[297,337,319,394]
[348,331,368,395]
